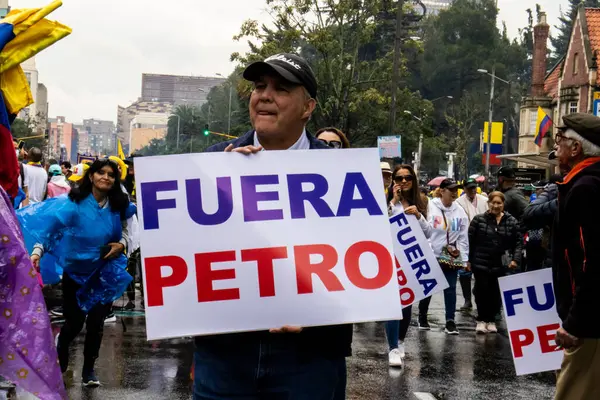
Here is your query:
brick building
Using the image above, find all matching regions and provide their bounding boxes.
[506,6,600,169]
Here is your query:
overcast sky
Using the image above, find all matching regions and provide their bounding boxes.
[15,0,566,123]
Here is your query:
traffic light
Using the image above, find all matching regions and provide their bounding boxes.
[44,129,49,140]
[203,124,209,136]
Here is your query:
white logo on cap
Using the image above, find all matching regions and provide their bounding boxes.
[265,54,302,70]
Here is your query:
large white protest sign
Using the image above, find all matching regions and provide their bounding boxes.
[499,269,563,375]
[135,149,403,340]
[389,205,448,307]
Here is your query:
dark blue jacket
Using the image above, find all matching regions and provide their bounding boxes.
[197,128,353,358]
[522,184,558,230]
[205,129,330,152]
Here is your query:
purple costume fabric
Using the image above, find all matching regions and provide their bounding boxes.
[0,187,65,399]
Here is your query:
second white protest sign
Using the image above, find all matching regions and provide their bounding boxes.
[389,205,448,307]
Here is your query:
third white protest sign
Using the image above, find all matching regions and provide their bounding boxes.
[499,269,563,375]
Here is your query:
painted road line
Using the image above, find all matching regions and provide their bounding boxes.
[414,393,438,400]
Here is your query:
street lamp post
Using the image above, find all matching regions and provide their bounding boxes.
[216,73,233,133]
[404,110,424,173]
[478,67,509,186]
[174,114,181,150]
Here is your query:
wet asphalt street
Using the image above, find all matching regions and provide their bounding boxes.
[55,291,556,400]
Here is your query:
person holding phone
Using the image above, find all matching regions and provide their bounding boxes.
[385,165,430,367]
[17,158,135,387]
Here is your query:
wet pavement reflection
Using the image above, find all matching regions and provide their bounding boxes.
[56,293,555,399]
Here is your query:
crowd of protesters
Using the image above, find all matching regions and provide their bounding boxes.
[1,52,599,400]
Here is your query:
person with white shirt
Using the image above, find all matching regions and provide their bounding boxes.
[195,54,349,400]
[454,178,488,311]
[23,147,48,204]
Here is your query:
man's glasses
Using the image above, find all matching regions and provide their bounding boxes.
[318,139,343,149]
[555,132,576,145]
[394,175,414,183]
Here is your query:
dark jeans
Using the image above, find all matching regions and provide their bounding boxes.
[473,270,502,323]
[418,269,458,322]
[194,336,343,400]
[57,273,112,373]
[384,305,413,350]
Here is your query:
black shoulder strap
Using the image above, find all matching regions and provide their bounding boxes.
[20,162,25,184]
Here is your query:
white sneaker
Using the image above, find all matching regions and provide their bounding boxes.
[104,314,117,323]
[388,349,403,367]
[486,322,498,333]
[397,342,406,359]
[476,322,488,334]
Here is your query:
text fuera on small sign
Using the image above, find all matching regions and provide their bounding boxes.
[135,149,403,340]
[389,206,448,307]
[499,269,563,375]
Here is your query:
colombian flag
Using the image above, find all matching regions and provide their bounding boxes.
[534,107,552,147]
[0,0,71,199]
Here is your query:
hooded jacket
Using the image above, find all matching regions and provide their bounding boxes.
[46,175,71,198]
[426,198,469,262]
[468,211,523,275]
[553,157,600,338]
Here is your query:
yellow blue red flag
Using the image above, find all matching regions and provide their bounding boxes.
[0,0,71,114]
[534,107,552,147]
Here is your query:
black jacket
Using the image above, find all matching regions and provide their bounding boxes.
[468,211,523,275]
[500,186,528,221]
[553,158,600,338]
[196,129,353,358]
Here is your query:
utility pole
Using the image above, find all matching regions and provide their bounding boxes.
[389,0,405,138]
[175,114,181,150]
[485,65,496,186]
[227,85,232,133]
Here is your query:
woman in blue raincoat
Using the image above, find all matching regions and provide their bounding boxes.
[17,158,135,388]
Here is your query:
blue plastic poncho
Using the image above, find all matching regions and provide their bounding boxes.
[17,194,135,312]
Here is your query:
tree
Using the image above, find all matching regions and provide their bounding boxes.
[230,0,430,157]
[551,0,600,62]
[416,0,528,174]
[11,117,46,152]
[445,91,485,178]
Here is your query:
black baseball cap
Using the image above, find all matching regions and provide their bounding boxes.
[243,53,318,99]
[440,178,460,190]
[464,178,478,189]
[497,166,516,179]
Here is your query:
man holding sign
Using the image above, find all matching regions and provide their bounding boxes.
[552,114,600,400]
[135,54,403,400]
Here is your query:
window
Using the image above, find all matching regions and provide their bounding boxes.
[530,110,538,134]
[573,53,579,75]
[569,101,578,114]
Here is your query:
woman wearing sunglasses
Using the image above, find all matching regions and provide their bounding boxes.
[385,165,430,367]
[315,127,350,149]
